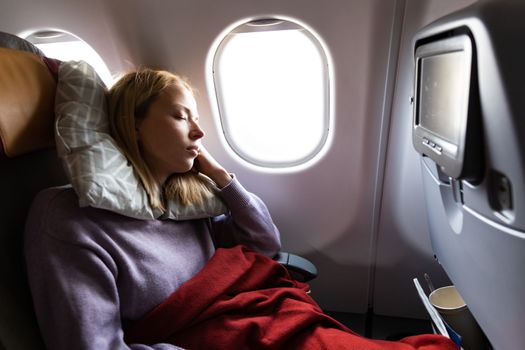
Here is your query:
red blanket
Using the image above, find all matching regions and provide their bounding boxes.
[124,246,457,350]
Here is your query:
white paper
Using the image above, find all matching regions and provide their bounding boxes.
[413,278,449,338]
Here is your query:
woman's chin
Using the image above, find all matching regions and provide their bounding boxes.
[172,163,195,174]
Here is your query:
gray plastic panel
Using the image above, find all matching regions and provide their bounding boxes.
[422,160,525,350]
[414,1,525,349]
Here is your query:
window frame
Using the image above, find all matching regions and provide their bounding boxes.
[21,29,113,87]
[209,17,333,170]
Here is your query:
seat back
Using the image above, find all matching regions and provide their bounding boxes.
[0,32,68,350]
[412,2,525,348]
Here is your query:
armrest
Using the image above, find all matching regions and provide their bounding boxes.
[273,251,318,282]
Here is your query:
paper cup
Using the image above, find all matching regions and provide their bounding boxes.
[429,286,490,349]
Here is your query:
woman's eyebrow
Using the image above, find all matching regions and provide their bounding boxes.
[171,103,189,113]
[172,103,198,120]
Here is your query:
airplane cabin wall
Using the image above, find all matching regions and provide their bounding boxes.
[0,0,476,318]
[114,0,399,315]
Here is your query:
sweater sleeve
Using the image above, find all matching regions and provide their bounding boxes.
[211,176,281,256]
[24,191,184,350]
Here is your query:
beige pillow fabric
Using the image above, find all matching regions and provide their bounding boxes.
[55,60,227,220]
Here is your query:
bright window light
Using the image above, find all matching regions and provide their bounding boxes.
[212,19,330,168]
[23,31,113,87]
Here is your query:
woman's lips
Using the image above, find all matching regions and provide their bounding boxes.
[186,145,200,157]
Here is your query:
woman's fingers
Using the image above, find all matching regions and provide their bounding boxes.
[194,147,232,188]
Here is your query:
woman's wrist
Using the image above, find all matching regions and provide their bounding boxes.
[210,169,232,189]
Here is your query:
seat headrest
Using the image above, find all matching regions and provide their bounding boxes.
[0,47,56,159]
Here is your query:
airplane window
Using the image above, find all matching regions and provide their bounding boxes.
[211,18,331,168]
[22,30,114,87]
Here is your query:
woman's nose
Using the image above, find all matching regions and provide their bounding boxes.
[189,121,205,140]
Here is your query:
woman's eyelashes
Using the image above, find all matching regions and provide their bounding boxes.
[173,113,200,124]
[171,106,199,123]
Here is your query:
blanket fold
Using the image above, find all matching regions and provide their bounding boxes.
[124,245,457,350]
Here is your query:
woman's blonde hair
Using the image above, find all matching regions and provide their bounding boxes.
[107,68,216,211]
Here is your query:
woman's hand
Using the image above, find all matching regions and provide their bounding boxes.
[193,146,232,188]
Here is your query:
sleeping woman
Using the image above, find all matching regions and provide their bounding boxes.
[25,63,457,350]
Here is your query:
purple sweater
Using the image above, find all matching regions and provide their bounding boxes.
[24,178,281,350]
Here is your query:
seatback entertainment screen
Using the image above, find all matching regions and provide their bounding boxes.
[419,51,466,146]
[413,34,477,180]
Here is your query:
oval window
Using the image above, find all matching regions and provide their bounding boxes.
[23,30,113,87]
[211,18,331,168]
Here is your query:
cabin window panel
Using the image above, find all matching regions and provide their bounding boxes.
[23,30,113,87]
[212,19,330,168]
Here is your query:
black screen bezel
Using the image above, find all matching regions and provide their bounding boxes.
[413,34,473,179]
